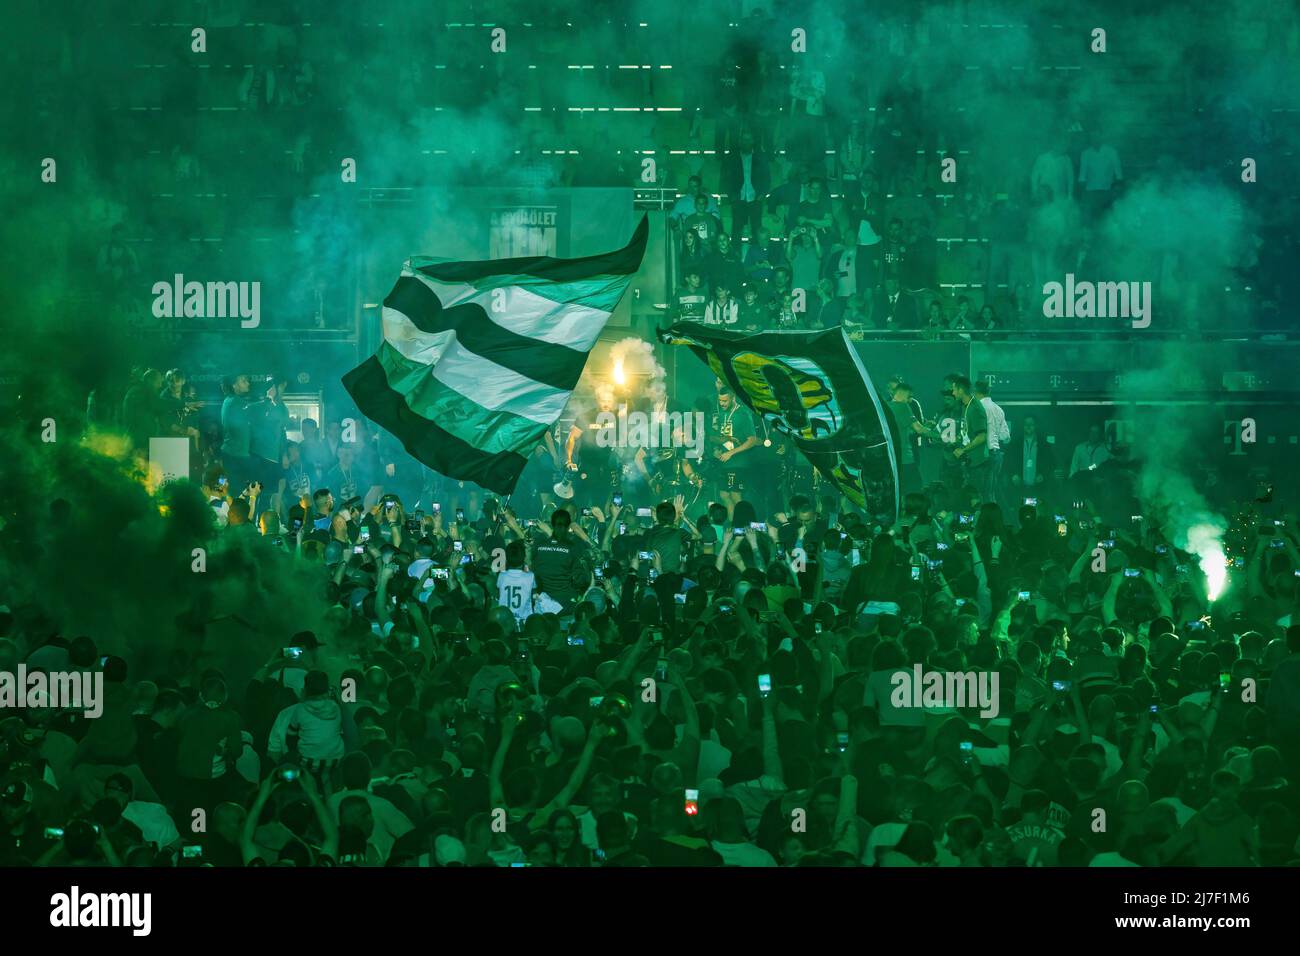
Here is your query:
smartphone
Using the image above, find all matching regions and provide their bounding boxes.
[594,566,604,579]
[636,507,653,519]
[568,636,585,646]
[1270,539,1285,549]
[182,845,203,859]
[452,540,463,553]
[927,559,944,571]
[651,628,664,644]
[352,545,365,554]
[282,646,304,660]
[433,567,450,580]
[684,788,700,816]
[455,508,466,522]
[734,527,749,537]
[935,542,950,552]
[836,732,850,753]
[673,592,686,605]
[432,503,441,513]
[1051,680,1072,692]
[959,741,974,763]
[648,568,659,581]
[955,598,968,607]
[44,827,64,839]
[1017,590,1031,602]
[359,525,371,540]
[1057,522,1068,537]
[99,656,109,668]
[1186,620,1205,632]
[1233,557,1245,568]
[638,550,655,561]
[751,521,767,532]
[758,673,772,698]
[618,522,627,535]
[1219,672,1231,690]
[655,659,668,682]
[1275,519,1286,527]
[1024,497,1038,506]
[814,621,823,634]
[1078,520,1091,531]
[1100,539,1115,549]
[1149,703,1160,714]
[958,513,972,526]
[1123,568,1140,578]
[278,767,300,783]
[582,507,593,518]
[911,565,922,581]
[1131,515,1144,524]
[954,531,970,543]
[1155,544,1168,554]
[613,493,623,506]
[290,517,303,531]
[589,696,604,709]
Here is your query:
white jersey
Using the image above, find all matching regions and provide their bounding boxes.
[497,569,536,624]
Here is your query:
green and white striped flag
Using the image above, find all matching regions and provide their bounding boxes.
[343,217,647,494]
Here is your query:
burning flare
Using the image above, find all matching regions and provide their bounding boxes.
[1184,522,1227,602]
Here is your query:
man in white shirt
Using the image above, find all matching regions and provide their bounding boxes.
[496,540,535,627]
[1070,424,1111,477]
[975,380,1011,508]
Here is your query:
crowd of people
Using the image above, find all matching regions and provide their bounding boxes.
[4,358,1300,869]
[12,2,1294,339]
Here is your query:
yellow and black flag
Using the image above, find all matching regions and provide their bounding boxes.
[660,324,900,523]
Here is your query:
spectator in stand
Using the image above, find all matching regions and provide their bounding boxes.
[722,129,771,241]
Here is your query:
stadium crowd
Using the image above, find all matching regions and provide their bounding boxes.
[3,364,1300,868]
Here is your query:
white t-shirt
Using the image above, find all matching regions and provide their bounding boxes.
[980,397,1011,452]
[497,569,536,624]
[122,801,181,849]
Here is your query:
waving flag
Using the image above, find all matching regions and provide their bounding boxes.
[660,323,900,524]
[345,217,648,494]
